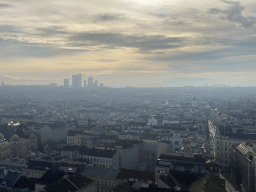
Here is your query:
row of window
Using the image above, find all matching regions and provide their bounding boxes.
[216,152,228,158]
[140,152,155,157]
[84,157,112,164]
[97,180,115,187]
[216,158,228,164]
[216,147,228,151]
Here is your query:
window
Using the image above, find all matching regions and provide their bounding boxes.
[175,141,179,145]
[217,147,219,150]
[225,148,227,151]
[152,153,155,157]
[217,141,219,144]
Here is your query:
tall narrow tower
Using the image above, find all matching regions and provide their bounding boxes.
[88,77,93,87]
[72,74,82,88]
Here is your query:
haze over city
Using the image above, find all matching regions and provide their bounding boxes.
[1,0,256,87]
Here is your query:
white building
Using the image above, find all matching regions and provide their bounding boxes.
[40,122,67,144]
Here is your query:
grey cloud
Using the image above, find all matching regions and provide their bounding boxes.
[148,13,167,18]
[153,45,256,62]
[169,65,188,70]
[208,0,256,28]
[208,8,222,14]
[0,76,17,81]
[69,32,184,50]
[0,4,11,8]
[94,13,125,22]
[98,59,117,62]
[0,38,84,58]
[0,25,19,33]
[165,20,187,27]
[36,26,69,36]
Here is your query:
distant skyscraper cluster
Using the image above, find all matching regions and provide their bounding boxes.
[64,75,103,88]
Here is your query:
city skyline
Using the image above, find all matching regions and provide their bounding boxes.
[1,0,256,87]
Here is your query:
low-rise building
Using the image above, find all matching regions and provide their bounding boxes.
[10,128,37,158]
[43,174,96,192]
[155,152,207,183]
[67,129,83,146]
[230,141,256,192]
[82,166,121,192]
[22,160,57,179]
[139,144,157,170]
[41,122,67,144]
[0,132,11,160]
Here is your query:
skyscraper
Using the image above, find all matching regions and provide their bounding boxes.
[78,74,82,87]
[64,79,69,87]
[72,74,82,88]
[88,77,93,87]
[94,80,98,88]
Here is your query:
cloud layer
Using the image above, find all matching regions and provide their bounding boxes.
[0,0,256,86]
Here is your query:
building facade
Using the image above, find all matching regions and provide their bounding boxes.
[72,74,82,88]
[64,79,69,87]
[0,132,11,160]
[230,141,256,192]
[10,128,37,158]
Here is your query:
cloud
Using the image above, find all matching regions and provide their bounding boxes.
[153,42,256,62]
[94,13,125,22]
[169,65,188,70]
[69,32,184,51]
[0,38,83,58]
[98,59,117,62]
[0,4,11,8]
[0,75,20,81]
[36,26,69,37]
[0,25,19,33]
[208,0,256,28]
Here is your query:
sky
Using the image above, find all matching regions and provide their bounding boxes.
[1,0,256,87]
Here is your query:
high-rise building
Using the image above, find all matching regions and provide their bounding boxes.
[72,74,82,88]
[78,74,82,87]
[88,77,93,87]
[64,79,69,87]
[94,80,98,88]
[84,80,87,87]
[100,83,104,87]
